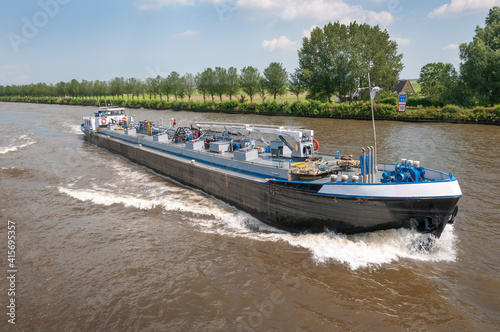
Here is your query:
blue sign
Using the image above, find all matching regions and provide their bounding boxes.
[399,94,407,104]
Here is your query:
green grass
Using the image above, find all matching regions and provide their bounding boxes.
[410,79,421,94]
[101,91,309,103]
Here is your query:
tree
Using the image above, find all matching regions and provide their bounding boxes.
[263,62,288,100]
[151,75,163,100]
[93,80,108,99]
[289,68,305,100]
[126,78,143,100]
[214,67,228,101]
[226,67,239,100]
[144,77,154,100]
[299,26,338,102]
[22,84,34,97]
[109,77,125,99]
[195,68,217,101]
[167,71,181,100]
[418,62,457,101]
[459,6,500,106]
[195,72,207,102]
[33,82,51,97]
[258,78,267,102]
[298,21,403,102]
[139,80,146,99]
[183,73,196,100]
[240,66,261,102]
[201,68,217,101]
[67,79,81,97]
[162,75,173,100]
[177,76,186,100]
[79,80,92,98]
[55,81,66,97]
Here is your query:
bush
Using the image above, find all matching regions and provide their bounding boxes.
[290,101,305,115]
[471,106,493,121]
[221,100,239,110]
[0,95,498,123]
[379,97,398,105]
[374,104,396,117]
[306,100,322,115]
[407,97,444,108]
[442,104,462,117]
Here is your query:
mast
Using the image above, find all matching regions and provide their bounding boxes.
[368,72,377,173]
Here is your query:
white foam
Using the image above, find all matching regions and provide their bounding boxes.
[61,122,84,135]
[0,134,37,154]
[193,211,457,270]
[280,226,457,270]
[58,187,162,209]
[57,164,457,270]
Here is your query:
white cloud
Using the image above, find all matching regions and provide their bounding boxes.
[0,64,31,85]
[238,0,395,27]
[174,30,200,37]
[428,0,500,18]
[391,36,410,45]
[303,25,320,38]
[443,43,459,50]
[137,0,195,10]
[262,36,298,52]
[137,0,396,27]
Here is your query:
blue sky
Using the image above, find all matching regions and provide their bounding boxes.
[0,0,498,85]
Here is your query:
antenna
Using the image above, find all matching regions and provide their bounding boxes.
[368,72,378,172]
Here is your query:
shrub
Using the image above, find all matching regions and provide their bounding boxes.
[442,105,462,117]
[290,101,305,115]
[379,97,398,105]
[374,104,395,117]
[407,97,443,108]
[221,100,239,110]
[306,100,322,115]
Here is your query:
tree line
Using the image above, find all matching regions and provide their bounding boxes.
[0,62,292,103]
[0,7,498,107]
[0,21,403,104]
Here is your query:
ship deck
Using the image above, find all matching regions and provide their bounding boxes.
[96,127,452,185]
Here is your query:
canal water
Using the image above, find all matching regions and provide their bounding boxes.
[0,102,498,331]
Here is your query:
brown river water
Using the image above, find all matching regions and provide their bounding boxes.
[0,102,499,331]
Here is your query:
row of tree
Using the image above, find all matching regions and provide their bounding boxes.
[418,7,499,107]
[0,22,404,105]
[0,63,292,103]
[0,8,498,107]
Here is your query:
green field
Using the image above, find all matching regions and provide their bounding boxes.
[410,80,421,94]
[104,91,309,103]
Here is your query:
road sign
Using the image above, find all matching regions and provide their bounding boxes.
[398,93,407,112]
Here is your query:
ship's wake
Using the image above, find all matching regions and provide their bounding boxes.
[57,163,457,270]
[60,121,84,135]
[0,134,37,154]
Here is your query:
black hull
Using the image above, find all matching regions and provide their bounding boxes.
[83,131,458,238]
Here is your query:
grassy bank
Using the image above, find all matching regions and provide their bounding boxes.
[1,96,499,124]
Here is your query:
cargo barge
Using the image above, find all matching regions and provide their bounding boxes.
[81,106,461,238]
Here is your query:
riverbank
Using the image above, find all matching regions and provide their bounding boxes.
[1,96,499,124]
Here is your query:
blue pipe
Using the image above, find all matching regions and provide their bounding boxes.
[366,154,372,174]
